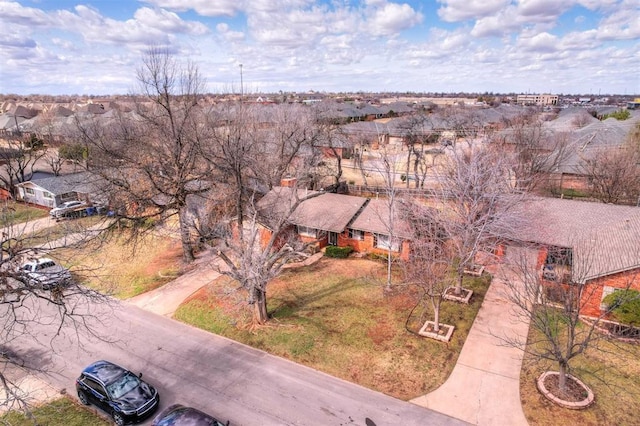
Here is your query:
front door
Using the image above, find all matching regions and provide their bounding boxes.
[328,232,338,246]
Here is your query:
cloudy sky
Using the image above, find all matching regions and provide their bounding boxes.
[1,0,639,96]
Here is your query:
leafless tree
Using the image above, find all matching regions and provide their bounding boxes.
[75,48,212,263]
[0,137,47,198]
[0,204,113,417]
[401,201,453,333]
[494,120,571,192]
[581,145,640,205]
[499,240,640,395]
[398,113,441,189]
[211,187,322,325]
[200,104,324,324]
[431,142,524,296]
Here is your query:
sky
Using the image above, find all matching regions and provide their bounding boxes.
[1,0,639,96]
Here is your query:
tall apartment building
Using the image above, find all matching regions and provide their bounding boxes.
[516,94,559,106]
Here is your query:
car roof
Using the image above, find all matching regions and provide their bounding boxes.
[81,360,127,385]
[24,257,55,265]
[156,404,221,425]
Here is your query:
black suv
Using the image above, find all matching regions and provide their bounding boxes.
[152,404,229,426]
[76,360,159,425]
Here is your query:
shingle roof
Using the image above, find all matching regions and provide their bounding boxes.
[349,198,413,238]
[513,197,640,282]
[19,172,102,195]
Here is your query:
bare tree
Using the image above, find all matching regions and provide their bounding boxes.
[0,204,112,417]
[431,142,523,297]
[495,120,571,192]
[402,200,453,333]
[500,240,640,396]
[581,145,640,205]
[212,187,321,324]
[201,104,323,324]
[0,137,47,198]
[76,48,212,263]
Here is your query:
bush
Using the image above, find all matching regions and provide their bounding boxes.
[603,289,640,326]
[325,246,353,258]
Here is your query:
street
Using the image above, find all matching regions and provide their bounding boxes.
[9,295,468,426]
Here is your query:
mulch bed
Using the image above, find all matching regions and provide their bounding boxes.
[542,373,590,402]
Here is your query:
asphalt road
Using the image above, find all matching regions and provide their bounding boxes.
[9,295,468,426]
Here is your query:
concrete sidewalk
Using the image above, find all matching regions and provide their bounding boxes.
[411,274,530,425]
[127,250,222,316]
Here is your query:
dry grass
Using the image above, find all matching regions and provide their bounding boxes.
[175,257,491,400]
[520,325,640,425]
[59,230,184,299]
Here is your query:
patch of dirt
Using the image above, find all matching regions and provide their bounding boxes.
[543,374,590,403]
[143,241,183,276]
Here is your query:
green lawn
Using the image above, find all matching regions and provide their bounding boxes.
[0,201,48,227]
[175,257,491,400]
[1,397,110,426]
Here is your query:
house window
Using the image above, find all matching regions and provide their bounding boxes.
[348,228,364,241]
[297,225,317,238]
[43,192,53,199]
[600,286,618,312]
[25,188,35,195]
[374,233,400,252]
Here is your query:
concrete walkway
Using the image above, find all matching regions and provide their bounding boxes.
[127,250,222,316]
[411,272,530,425]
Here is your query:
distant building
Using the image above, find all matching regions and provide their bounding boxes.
[516,94,558,106]
[627,98,640,110]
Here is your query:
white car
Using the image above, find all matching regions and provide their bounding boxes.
[21,258,72,289]
[49,200,86,219]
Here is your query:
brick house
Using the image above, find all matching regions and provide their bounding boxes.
[256,187,412,260]
[500,197,640,319]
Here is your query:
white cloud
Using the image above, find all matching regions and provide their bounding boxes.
[517,31,559,53]
[0,1,49,27]
[366,2,423,37]
[437,0,510,22]
[141,0,245,16]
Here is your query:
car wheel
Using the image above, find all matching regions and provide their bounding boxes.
[112,411,125,426]
[77,390,89,405]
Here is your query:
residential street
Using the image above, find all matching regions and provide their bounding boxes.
[8,293,468,426]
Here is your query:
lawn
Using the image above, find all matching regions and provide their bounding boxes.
[1,397,110,426]
[57,230,184,299]
[0,201,48,226]
[174,257,491,400]
[520,325,640,425]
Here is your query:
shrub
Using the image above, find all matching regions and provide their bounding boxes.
[603,289,640,326]
[325,246,353,258]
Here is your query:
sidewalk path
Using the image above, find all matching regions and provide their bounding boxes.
[411,272,530,425]
[127,250,221,316]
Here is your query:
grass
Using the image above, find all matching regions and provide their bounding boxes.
[57,230,184,299]
[520,324,640,425]
[1,397,110,426]
[174,257,491,400]
[0,201,48,227]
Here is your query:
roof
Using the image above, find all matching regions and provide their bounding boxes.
[17,172,102,195]
[513,197,640,282]
[258,187,368,233]
[349,198,413,238]
[82,360,126,385]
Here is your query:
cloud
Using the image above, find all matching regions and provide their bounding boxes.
[141,0,244,16]
[134,7,209,35]
[436,0,510,22]
[517,31,558,53]
[0,1,49,27]
[366,2,423,36]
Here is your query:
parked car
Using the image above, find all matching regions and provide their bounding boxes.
[152,404,229,426]
[21,257,72,289]
[49,200,86,219]
[76,360,159,426]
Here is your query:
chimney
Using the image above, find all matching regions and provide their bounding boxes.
[281,177,297,188]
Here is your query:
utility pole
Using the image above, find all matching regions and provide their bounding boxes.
[239,63,243,102]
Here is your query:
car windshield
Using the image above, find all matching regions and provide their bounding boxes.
[106,372,140,399]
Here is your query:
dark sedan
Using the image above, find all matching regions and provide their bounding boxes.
[76,360,159,425]
[152,404,228,426]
